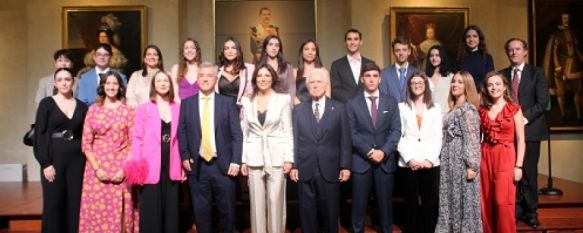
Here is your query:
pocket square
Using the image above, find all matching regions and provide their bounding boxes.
[383,110,389,114]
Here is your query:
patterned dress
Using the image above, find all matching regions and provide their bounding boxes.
[79,104,138,233]
[435,103,483,233]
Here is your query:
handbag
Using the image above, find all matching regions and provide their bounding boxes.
[23,124,35,146]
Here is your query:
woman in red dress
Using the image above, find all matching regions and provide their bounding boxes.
[479,71,526,233]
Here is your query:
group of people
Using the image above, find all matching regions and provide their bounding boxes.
[33,24,549,233]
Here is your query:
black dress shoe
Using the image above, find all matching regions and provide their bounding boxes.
[524,216,540,228]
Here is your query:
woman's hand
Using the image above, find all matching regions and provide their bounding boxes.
[94,168,110,182]
[283,162,293,174]
[111,170,125,183]
[465,169,477,180]
[240,164,249,176]
[43,165,56,182]
[514,167,523,182]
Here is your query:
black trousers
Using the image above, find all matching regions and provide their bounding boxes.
[516,142,541,219]
[189,160,237,233]
[139,170,180,233]
[298,171,339,233]
[399,166,440,233]
[40,140,85,233]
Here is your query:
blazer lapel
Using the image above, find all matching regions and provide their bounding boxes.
[304,101,320,140]
[149,103,162,143]
[214,95,220,130]
[341,57,357,87]
[519,65,531,97]
[376,95,389,129]
[357,94,375,131]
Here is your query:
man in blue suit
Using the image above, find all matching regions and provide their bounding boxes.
[179,62,242,233]
[347,63,401,233]
[290,68,352,233]
[77,43,127,105]
[380,36,418,103]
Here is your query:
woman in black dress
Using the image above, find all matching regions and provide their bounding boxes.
[216,37,255,105]
[34,67,88,233]
[293,39,327,105]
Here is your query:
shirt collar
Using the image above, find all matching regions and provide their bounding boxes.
[199,91,215,101]
[364,89,380,99]
[514,62,526,72]
[395,62,409,70]
[346,53,362,63]
[95,67,110,74]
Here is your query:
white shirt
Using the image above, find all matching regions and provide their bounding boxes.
[364,90,380,117]
[198,92,217,158]
[394,62,409,80]
[95,67,111,85]
[347,54,362,84]
[312,96,326,119]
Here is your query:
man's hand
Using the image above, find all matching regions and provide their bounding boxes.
[368,150,385,164]
[240,164,249,176]
[283,162,293,174]
[227,164,240,177]
[182,159,193,172]
[339,169,351,182]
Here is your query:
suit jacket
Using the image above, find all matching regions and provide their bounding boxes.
[346,92,401,174]
[292,98,352,182]
[380,65,418,102]
[396,102,443,167]
[178,93,243,176]
[241,93,294,167]
[331,55,375,103]
[78,68,127,105]
[500,64,550,141]
[131,102,184,184]
[216,63,255,105]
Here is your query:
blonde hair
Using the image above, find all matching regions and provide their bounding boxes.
[448,71,479,111]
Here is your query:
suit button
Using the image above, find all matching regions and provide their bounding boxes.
[418,138,421,142]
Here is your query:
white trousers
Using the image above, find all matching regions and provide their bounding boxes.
[247,167,287,233]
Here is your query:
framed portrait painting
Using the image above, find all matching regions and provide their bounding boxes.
[62,6,147,77]
[215,0,316,64]
[529,0,583,130]
[389,7,469,70]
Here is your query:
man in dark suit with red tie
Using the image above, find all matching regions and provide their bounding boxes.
[500,38,549,229]
[331,28,375,103]
[346,63,401,233]
[290,68,352,233]
[179,62,243,233]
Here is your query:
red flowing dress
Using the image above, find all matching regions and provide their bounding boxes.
[479,103,520,233]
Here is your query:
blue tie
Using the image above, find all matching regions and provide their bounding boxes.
[398,68,407,101]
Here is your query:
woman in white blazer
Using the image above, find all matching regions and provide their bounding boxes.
[240,63,293,233]
[397,71,443,233]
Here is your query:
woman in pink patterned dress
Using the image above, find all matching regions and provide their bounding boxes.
[79,71,138,233]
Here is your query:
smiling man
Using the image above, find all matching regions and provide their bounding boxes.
[331,28,375,103]
[380,36,418,103]
[500,38,549,229]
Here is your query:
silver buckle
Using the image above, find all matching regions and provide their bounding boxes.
[62,130,74,141]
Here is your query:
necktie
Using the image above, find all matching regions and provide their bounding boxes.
[368,96,378,127]
[314,103,320,123]
[201,96,213,162]
[398,68,407,101]
[512,68,521,103]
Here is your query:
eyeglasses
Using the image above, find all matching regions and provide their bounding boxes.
[410,81,425,86]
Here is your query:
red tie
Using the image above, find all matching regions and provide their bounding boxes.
[512,68,520,103]
[369,96,378,127]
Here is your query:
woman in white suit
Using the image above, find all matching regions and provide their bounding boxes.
[397,71,443,233]
[240,63,294,233]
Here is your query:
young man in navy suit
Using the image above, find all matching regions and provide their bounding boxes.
[500,38,549,228]
[347,63,401,233]
[178,62,242,233]
[331,28,375,103]
[380,36,418,103]
[290,68,352,233]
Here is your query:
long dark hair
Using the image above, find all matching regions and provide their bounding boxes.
[141,45,164,77]
[296,40,323,78]
[218,37,247,75]
[256,35,289,73]
[251,63,280,99]
[425,45,451,77]
[405,71,434,109]
[95,71,126,104]
[457,25,489,63]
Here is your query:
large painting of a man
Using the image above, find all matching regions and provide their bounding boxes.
[250,7,280,62]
